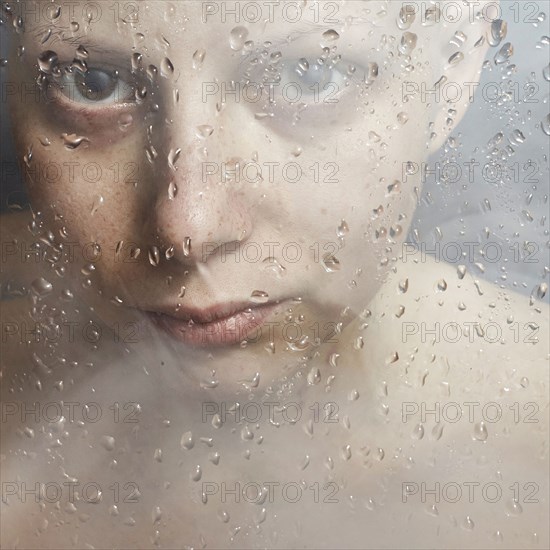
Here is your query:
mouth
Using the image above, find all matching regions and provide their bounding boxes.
[142,301,286,347]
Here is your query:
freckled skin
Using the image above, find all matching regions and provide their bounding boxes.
[1,1,548,548]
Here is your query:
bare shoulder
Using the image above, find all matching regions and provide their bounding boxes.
[358,254,549,432]
[374,255,549,365]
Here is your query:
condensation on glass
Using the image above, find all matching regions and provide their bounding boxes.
[0,1,548,549]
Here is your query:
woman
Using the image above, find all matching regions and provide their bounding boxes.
[1,1,548,548]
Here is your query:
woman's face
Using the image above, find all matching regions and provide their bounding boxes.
[8,1,488,360]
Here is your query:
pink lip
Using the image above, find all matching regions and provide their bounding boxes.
[144,301,284,347]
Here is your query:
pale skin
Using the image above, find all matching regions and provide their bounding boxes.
[1,1,548,548]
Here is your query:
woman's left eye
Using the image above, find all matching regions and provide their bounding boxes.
[59,67,136,105]
[279,57,350,103]
[241,49,368,113]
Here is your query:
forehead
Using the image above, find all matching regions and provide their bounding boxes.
[16,0,385,56]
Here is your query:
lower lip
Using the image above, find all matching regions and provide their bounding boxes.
[146,303,282,347]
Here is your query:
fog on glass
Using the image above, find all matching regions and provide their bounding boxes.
[0,1,548,549]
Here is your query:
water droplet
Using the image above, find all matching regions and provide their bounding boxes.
[536,282,547,299]
[295,58,310,77]
[395,305,405,318]
[31,277,53,297]
[341,444,352,460]
[510,129,526,144]
[431,423,444,440]
[541,114,550,137]
[506,499,523,516]
[40,29,52,44]
[190,465,202,482]
[183,237,192,257]
[61,289,74,301]
[24,426,35,438]
[192,49,206,69]
[168,181,178,200]
[209,451,221,465]
[397,112,409,125]
[168,148,181,170]
[250,290,269,304]
[398,32,417,55]
[37,50,59,74]
[348,389,360,401]
[118,113,133,131]
[321,29,339,42]
[437,279,448,291]
[494,42,513,64]
[196,125,214,139]
[61,133,90,150]
[90,195,104,216]
[148,247,160,267]
[426,504,439,516]
[218,510,230,523]
[160,57,174,77]
[462,516,475,531]
[23,145,33,167]
[397,5,415,30]
[457,265,467,279]
[181,431,194,450]
[412,423,425,439]
[76,45,89,59]
[307,367,321,385]
[386,352,399,364]
[100,435,116,451]
[322,254,340,272]
[177,286,186,299]
[262,257,286,277]
[448,52,464,66]
[488,20,507,47]
[152,506,162,524]
[472,422,488,441]
[398,278,409,293]
[211,414,222,428]
[229,26,249,50]
[543,63,550,82]
[337,219,349,237]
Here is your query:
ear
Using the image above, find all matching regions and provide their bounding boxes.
[422,0,498,153]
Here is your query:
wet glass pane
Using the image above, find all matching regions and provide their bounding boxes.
[1,1,548,548]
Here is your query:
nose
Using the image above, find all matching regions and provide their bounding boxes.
[150,131,254,264]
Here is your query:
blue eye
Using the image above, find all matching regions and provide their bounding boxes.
[281,57,348,103]
[60,67,136,105]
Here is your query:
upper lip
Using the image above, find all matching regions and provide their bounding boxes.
[142,301,279,324]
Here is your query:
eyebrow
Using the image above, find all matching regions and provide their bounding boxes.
[263,15,373,49]
[27,10,374,66]
[31,22,110,54]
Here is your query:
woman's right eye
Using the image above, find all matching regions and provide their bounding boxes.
[57,66,137,106]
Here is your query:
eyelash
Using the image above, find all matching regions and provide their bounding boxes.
[41,63,145,113]
[40,47,369,129]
